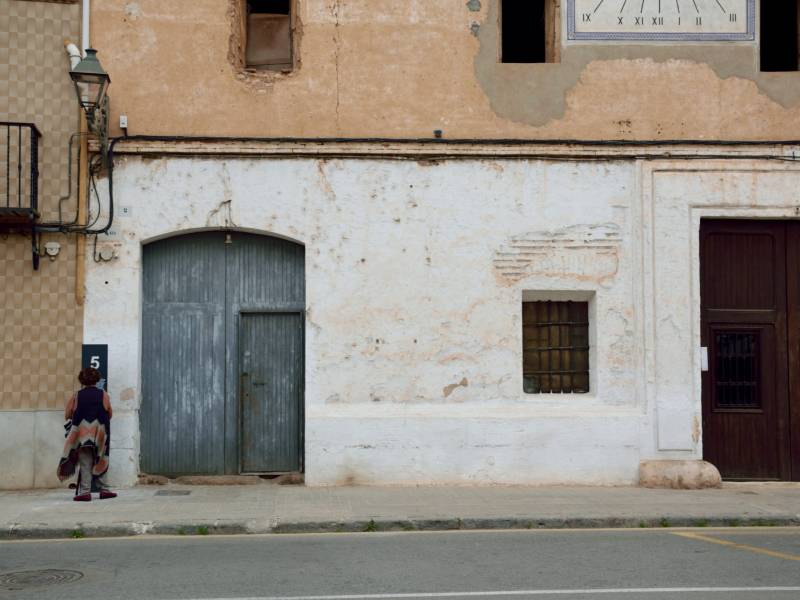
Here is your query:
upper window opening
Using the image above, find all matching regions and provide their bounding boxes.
[501,0,560,64]
[760,1,799,72]
[246,0,293,71]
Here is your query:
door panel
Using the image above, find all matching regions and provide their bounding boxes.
[141,232,227,476]
[702,232,776,309]
[239,313,303,473]
[224,232,305,474]
[700,220,790,480]
[141,304,225,475]
[706,324,778,478]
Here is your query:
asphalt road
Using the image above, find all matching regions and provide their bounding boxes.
[1,529,799,600]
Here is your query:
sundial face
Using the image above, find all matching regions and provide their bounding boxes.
[567,0,755,41]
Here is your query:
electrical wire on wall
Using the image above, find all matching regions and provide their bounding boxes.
[77,140,116,236]
[35,144,114,236]
[82,157,103,231]
[35,131,87,230]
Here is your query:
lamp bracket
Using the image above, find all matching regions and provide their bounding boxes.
[87,96,110,167]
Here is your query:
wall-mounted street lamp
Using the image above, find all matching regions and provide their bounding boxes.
[69,48,110,162]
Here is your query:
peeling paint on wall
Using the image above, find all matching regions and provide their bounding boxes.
[473,1,800,135]
[93,0,800,140]
[494,224,621,284]
[443,377,469,398]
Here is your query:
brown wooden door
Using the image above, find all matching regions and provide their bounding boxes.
[700,220,793,480]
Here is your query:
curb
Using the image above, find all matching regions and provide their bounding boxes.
[3,515,799,540]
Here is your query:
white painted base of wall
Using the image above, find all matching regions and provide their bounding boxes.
[0,410,137,490]
[305,413,643,486]
[0,411,69,489]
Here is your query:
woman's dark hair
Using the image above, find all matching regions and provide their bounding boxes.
[78,367,102,386]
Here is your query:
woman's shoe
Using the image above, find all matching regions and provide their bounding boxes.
[73,493,91,502]
[99,490,117,500]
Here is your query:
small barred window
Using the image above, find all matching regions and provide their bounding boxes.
[522,301,589,394]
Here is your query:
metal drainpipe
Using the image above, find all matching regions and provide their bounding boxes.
[76,0,90,304]
[82,0,90,52]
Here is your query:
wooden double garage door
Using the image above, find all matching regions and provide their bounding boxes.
[140,231,305,476]
[701,220,800,480]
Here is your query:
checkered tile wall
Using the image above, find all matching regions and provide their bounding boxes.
[1,1,83,411]
[0,235,82,410]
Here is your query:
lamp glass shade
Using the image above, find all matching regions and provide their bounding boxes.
[69,49,110,115]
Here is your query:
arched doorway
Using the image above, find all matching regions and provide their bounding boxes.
[141,231,305,476]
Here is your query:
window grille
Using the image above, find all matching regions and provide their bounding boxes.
[713,331,760,408]
[522,300,589,394]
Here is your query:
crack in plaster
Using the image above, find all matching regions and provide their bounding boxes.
[332,0,342,131]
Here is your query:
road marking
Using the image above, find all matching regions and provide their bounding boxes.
[2,527,799,544]
[180,588,800,600]
[674,531,800,562]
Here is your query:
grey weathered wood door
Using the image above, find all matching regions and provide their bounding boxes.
[240,313,303,473]
[141,231,304,476]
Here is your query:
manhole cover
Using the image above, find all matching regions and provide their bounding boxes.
[0,569,83,590]
[155,490,191,496]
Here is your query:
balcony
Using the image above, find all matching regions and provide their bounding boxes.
[1,122,40,230]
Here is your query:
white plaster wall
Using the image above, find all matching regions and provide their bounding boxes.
[82,155,800,487]
[2,156,792,489]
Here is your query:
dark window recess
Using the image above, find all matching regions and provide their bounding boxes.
[246,0,292,70]
[760,1,799,72]
[713,331,760,408]
[502,0,546,63]
[249,0,289,13]
[522,301,589,394]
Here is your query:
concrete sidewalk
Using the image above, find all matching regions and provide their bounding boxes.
[1,482,798,540]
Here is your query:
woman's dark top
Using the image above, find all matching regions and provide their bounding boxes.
[72,386,110,429]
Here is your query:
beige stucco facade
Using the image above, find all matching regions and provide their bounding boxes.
[92,0,800,141]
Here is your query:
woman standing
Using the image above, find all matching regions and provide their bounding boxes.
[58,367,117,501]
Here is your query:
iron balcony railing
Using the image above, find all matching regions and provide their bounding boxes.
[1,122,41,225]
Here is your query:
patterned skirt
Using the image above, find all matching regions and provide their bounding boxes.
[57,419,110,481]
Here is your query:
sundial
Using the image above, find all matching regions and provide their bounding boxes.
[567,0,755,41]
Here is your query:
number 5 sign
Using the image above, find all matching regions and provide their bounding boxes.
[81,344,108,391]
